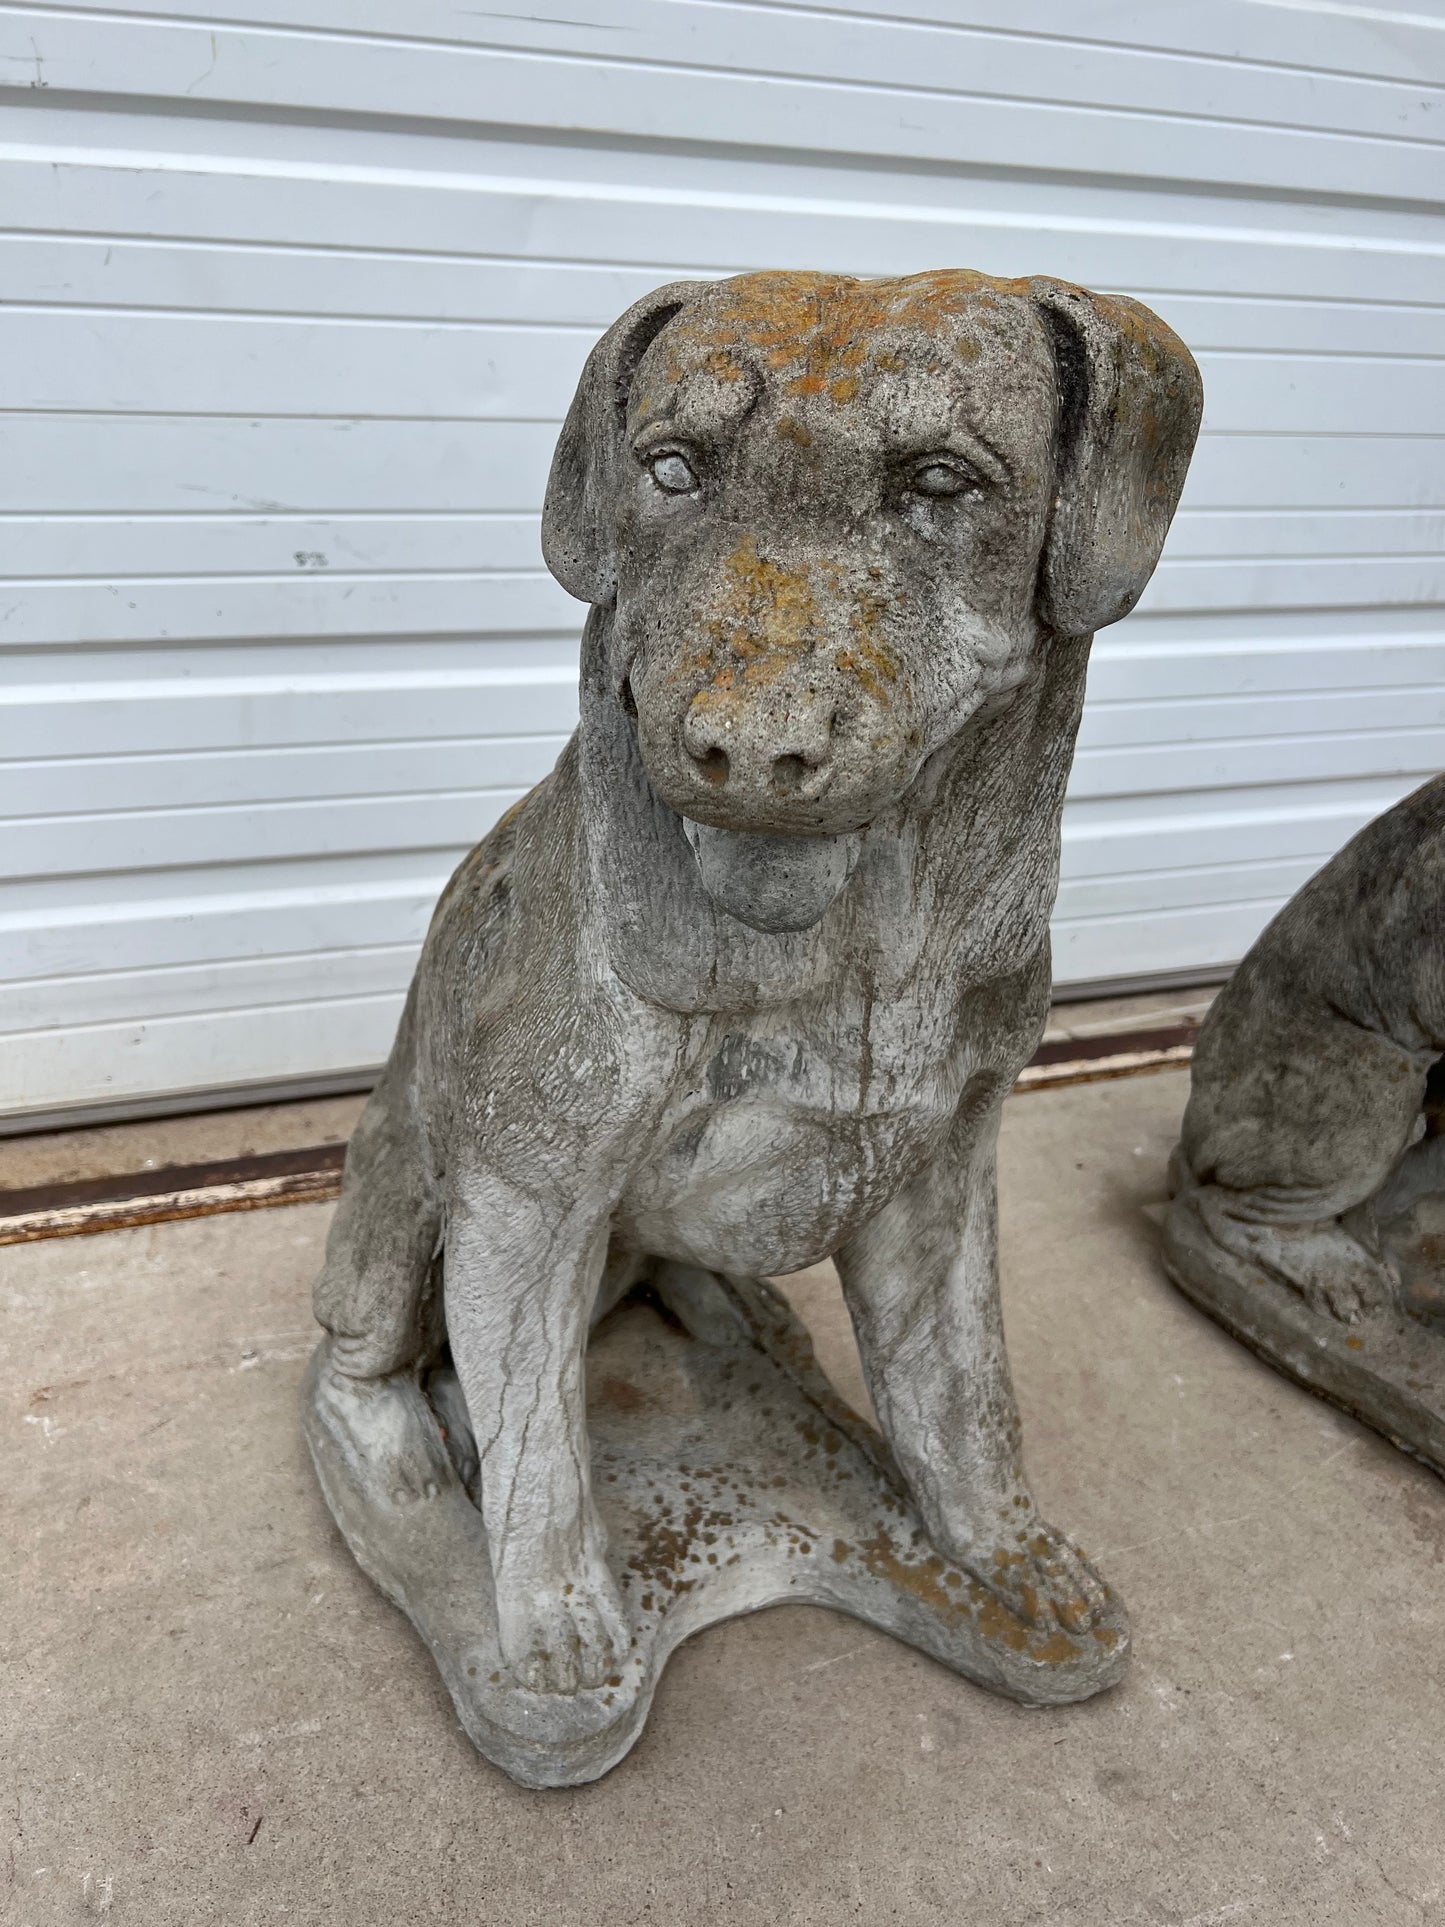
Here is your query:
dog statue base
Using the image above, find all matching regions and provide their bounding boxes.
[304,1275,1129,1788]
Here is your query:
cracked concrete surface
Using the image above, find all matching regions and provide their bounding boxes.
[4,1069,1443,1925]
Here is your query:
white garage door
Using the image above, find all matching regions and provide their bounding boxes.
[3,1,1443,1125]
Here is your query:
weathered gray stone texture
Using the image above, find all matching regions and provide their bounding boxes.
[1165,772,1445,1469]
[305,269,1202,1783]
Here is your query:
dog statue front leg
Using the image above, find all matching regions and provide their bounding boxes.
[444,1166,629,1695]
[836,1094,1110,1635]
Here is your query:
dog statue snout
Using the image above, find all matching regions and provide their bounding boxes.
[681,690,836,809]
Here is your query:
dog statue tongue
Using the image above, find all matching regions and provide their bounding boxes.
[305,268,1202,1788]
[682,819,861,933]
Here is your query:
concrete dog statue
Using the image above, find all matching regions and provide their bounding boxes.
[1164,773,1445,1472]
[304,269,1202,1783]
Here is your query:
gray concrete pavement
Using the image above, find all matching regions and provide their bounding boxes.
[4,1068,1442,1925]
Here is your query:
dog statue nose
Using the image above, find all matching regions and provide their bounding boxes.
[682,697,835,804]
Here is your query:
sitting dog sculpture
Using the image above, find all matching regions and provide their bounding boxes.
[305,269,1202,1783]
[1165,773,1445,1472]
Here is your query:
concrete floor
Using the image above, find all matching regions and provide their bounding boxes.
[5,1068,1443,1926]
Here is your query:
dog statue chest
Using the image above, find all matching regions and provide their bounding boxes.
[615,1010,958,1274]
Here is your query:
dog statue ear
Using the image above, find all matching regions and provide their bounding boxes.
[1029,280,1203,639]
[542,280,714,606]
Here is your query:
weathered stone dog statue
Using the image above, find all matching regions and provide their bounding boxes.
[303,269,1202,1786]
[1164,773,1445,1474]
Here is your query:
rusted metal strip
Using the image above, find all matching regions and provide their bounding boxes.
[0,1022,1201,1247]
[1013,1041,1196,1091]
[1025,1020,1201,1069]
[0,1143,347,1247]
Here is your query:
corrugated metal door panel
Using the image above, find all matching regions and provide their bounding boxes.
[15,0,1444,86]
[7,3,1440,199]
[12,320,1445,434]
[1,3,1442,1122]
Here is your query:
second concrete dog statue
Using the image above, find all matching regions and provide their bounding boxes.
[1165,773,1445,1472]
[304,269,1202,1784]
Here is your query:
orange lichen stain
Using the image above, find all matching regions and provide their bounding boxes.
[682,534,827,714]
[661,267,1039,412]
[722,536,819,661]
[653,275,1195,501]
[971,1592,1031,1653]
[832,648,879,707]
[1092,1626,1120,1649]
[836,582,902,704]
[428,788,525,924]
[859,1528,1089,1666]
[628,1488,723,1600]
[1031,1630,1081,1666]
[831,1538,851,1564]
[1088,289,1191,373]
[775,416,812,448]
[859,1528,967,1621]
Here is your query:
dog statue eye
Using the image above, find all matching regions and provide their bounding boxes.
[909,461,975,499]
[648,451,698,494]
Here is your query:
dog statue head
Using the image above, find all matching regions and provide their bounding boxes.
[543,271,1201,933]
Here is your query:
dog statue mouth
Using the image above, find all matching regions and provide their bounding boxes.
[682,819,861,934]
